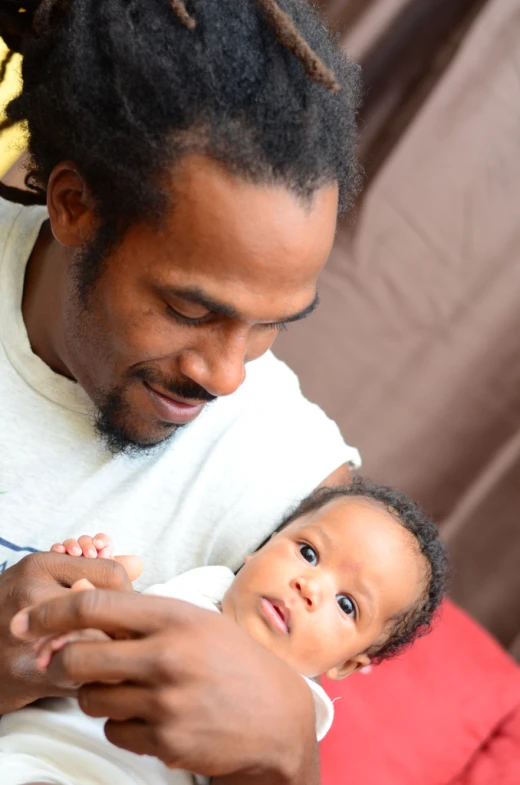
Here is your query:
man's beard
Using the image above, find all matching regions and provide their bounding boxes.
[71,234,217,456]
[93,365,217,457]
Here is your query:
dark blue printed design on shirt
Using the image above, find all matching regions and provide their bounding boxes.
[0,536,39,574]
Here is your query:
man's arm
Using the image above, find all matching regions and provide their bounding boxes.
[11,589,320,784]
[212,733,320,785]
[319,461,353,489]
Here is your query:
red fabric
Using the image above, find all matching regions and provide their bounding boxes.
[320,601,520,785]
[452,708,520,785]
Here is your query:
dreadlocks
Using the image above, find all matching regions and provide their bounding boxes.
[168,0,339,92]
[0,0,361,242]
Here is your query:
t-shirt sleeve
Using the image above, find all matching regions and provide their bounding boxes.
[200,352,361,570]
[250,351,361,482]
[303,677,335,741]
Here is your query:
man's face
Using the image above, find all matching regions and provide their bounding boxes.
[60,156,338,453]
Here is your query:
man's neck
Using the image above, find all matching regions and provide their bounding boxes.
[22,220,75,380]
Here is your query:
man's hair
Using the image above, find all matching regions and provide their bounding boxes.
[271,476,449,663]
[0,0,362,243]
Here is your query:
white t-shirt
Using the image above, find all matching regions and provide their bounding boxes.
[0,196,360,588]
[0,566,335,785]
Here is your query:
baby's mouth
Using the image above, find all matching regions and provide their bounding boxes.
[261,598,290,634]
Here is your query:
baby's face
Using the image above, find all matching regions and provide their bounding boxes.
[221,498,426,679]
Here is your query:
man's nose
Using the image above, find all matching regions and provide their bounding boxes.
[178,329,248,398]
[291,576,322,610]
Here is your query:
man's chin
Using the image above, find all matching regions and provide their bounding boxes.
[94,415,181,457]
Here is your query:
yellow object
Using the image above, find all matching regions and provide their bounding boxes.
[0,41,26,177]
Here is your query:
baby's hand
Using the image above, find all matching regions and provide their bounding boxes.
[39,536,142,672]
[50,533,114,560]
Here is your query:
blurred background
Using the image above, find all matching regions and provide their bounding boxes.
[276,0,520,662]
[1,0,519,662]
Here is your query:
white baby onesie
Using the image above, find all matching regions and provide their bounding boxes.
[0,566,334,785]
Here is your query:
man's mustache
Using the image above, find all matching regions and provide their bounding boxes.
[132,365,217,403]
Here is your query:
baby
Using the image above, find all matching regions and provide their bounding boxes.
[1,478,448,785]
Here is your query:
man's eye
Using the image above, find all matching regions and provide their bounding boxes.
[167,304,212,326]
[261,322,288,333]
[299,543,318,566]
[337,594,356,617]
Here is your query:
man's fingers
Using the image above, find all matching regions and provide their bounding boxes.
[79,683,169,720]
[103,716,206,771]
[11,589,192,641]
[45,637,157,685]
[25,552,133,592]
[25,579,71,609]
[103,718,165,759]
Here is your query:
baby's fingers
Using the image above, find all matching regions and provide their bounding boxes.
[93,533,114,559]
[62,538,83,556]
[77,535,99,558]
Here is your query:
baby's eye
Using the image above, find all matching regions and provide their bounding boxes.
[337,594,356,617]
[299,543,318,566]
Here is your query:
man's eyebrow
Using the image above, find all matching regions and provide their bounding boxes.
[275,292,320,325]
[162,286,320,324]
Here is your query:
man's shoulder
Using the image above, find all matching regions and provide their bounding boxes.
[0,196,47,266]
[0,195,23,242]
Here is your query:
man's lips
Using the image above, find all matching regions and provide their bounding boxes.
[144,383,206,425]
[260,598,290,634]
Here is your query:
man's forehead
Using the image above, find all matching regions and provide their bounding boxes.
[164,155,339,252]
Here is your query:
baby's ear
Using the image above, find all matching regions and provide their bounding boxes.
[325,653,371,681]
[243,554,253,563]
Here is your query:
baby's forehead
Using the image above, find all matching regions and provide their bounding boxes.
[295,495,390,530]
[289,498,422,573]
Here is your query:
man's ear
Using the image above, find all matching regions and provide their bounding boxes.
[46,161,97,248]
[325,652,371,681]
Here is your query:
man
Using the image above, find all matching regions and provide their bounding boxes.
[0,1,361,783]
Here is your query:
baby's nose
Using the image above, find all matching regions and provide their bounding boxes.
[292,577,322,609]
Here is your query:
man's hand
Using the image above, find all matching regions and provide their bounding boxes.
[11,589,320,784]
[0,552,135,714]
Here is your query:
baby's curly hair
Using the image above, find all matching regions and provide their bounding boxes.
[273,476,449,663]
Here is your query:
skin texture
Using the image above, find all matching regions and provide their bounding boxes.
[16,498,425,783]
[47,503,426,681]
[0,553,140,715]
[22,155,338,448]
[2,155,346,783]
[11,589,318,781]
[222,498,425,679]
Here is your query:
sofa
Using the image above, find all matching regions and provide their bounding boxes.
[320,601,520,784]
[275,0,520,781]
[2,0,519,781]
